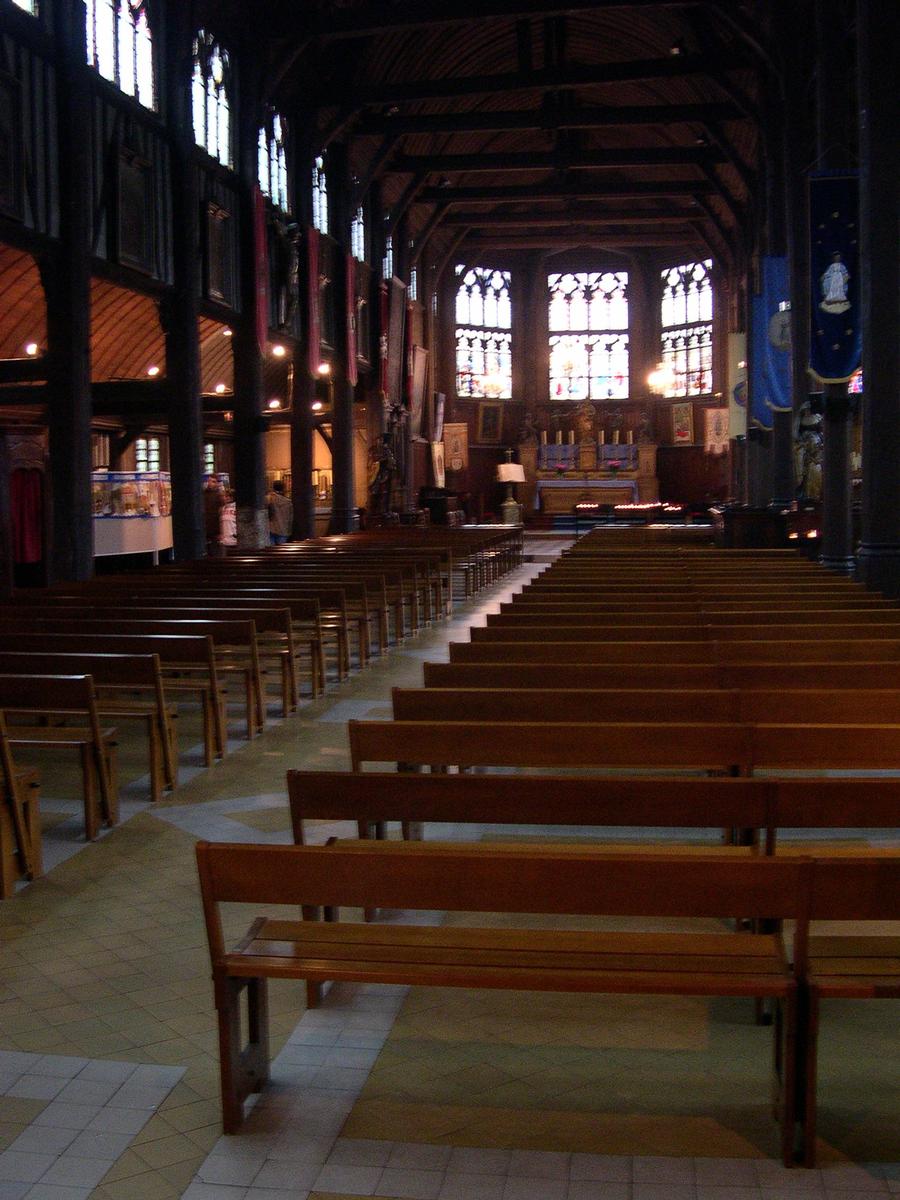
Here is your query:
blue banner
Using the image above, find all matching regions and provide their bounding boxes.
[808,172,861,384]
[749,256,791,430]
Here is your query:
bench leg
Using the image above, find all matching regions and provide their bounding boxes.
[217,976,270,1135]
[799,988,820,1167]
[148,721,162,804]
[772,990,800,1167]
[80,745,99,842]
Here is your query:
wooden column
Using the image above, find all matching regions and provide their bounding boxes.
[44,1,93,582]
[327,143,357,533]
[290,136,316,542]
[231,41,268,548]
[162,2,205,560]
[856,0,900,594]
[815,0,855,571]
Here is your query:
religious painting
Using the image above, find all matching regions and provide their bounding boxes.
[704,407,729,455]
[0,73,23,221]
[671,401,694,444]
[118,149,154,274]
[476,401,503,445]
[443,422,468,473]
[430,440,446,488]
[409,346,428,440]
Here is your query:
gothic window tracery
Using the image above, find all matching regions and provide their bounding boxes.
[548,271,629,400]
[351,205,366,261]
[455,266,512,398]
[660,259,713,397]
[86,0,155,109]
[312,156,328,235]
[258,111,289,211]
[192,30,231,167]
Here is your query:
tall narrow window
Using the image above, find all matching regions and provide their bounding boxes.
[455,265,513,398]
[85,0,155,108]
[408,265,418,302]
[312,156,328,234]
[351,205,366,261]
[257,111,289,211]
[192,30,232,167]
[548,271,629,400]
[382,234,393,280]
[659,259,713,396]
[203,443,216,475]
[135,437,160,472]
[11,0,37,14]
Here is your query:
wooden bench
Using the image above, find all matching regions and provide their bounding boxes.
[0,674,117,841]
[447,639,900,664]
[0,651,176,802]
[196,838,803,1163]
[799,858,900,1165]
[0,712,41,897]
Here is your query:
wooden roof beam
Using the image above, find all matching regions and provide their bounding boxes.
[442,208,701,226]
[388,147,725,173]
[416,180,716,203]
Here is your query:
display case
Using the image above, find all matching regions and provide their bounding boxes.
[91,471,173,560]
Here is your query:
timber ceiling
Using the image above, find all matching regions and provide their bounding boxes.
[256,0,771,269]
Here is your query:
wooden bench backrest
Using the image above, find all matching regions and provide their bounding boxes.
[808,858,900,920]
[751,723,900,770]
[774,779,900,831]
[0,673,96,713]
[449,639,900,664]
[348,719,750,771]
[476,622,900,644]
[423,662,725,688]
[0,631,215,667]
[286,769,772,844]
[0,614,257,645]
[196,840,808,922]
[0,651,160,689]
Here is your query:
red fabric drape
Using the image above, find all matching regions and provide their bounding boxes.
[10,469,43,564]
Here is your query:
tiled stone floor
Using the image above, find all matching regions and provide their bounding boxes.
[2,538,898,1199]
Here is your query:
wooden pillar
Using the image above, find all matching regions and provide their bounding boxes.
[162,2,205,560]
[327,142,356,533]
[815,0,855,570]
[856,0,900,594]
[43,1,93,582]
[290,136,317,542]
[231,41,268,548]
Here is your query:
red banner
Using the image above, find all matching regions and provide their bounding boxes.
[253,186,269,355]
[307,226,320,378]
[346,253,358,387]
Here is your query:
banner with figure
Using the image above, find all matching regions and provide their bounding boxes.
[808,172,861,384]
[749,256,790,430]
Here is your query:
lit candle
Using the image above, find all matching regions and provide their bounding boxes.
[626,429,633,444]
[599,429,605,445]
[555,430,562,444]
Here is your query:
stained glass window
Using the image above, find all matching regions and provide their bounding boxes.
[86,0,155,109]
[455,266,512,398]
[547,271,628,400]
[203,443,216,475]
[312,156,328,234]
[11,1,37,15]
[135,437,160,472]
[192,30,231,166]
[351,205,366,261]
[408,266,418,302]
[258,111,289,211]
[382,234,393,280]
[660,259,713,397]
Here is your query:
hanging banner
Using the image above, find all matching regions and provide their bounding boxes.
[749,256,790,430]
[346,253,358,387]
[378,280,389,395]
[808,172,861,384]
[253,186,269,355]
[307,226,320,378]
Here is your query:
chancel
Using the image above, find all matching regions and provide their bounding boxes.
[0,0,897,1194]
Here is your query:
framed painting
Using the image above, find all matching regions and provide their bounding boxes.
[476,401,503,445]
[443,422,468,473]
[672,401,694,444]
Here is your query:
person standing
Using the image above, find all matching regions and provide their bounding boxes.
[267,479,293,544]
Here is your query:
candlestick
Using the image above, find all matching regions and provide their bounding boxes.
[568,430,575,444]
[612,429,620,445]
[626,429,633,445]
[599,429,605,445]
[555,430,562,444]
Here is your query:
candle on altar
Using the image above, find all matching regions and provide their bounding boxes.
[599,429,605,445]
[626,429,633,444]
[540,430,547,444]
[555,430,562,444]
[568,430,575,444]
[612,429,620,445]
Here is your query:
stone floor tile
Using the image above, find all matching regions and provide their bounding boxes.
[0,1154,55,1185]
[312,1163,383,1195]
[571,1156,634,1183]
[503,1178,568,1200]
[30,1105,102,1132]
[508,1149,570,1179]
[5,1130,75,1159]
[567,1185,632,1200]
[28,1059,88,1080]
[328,1140,394,1169]
[36,1155,112,1189]
[387,1145,452,1173]
[438,1174,506,1200]
[634,1161,696,1185]
[632,1186,697,1200]
[695,1162,760,1188]
[250,1160,320,1190]
[4,1081,65,1104]
[446,1148,512,1176]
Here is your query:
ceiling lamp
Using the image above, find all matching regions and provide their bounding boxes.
[317,362,331,375]
[147,365,160,377]
[214,382,227,394]
[311,400,324,412]
[24,342,39,356]
[271,344,287,358]
[267,398,283,410]
[222,327,233,337]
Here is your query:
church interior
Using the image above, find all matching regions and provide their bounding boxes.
[0,1,897,1197]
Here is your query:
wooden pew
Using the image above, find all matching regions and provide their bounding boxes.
[0,674,117,841]
[0,713,41,897]
[196,838,803,1162]
[0,633,225,764]
[798,858,900,1165]
[0,651,176,802]
[447,639,900,663]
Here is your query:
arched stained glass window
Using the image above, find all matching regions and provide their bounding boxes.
[192,30,232,167]
[660,259,713,397]
[455,266,512,398]
[312,156,328,235]
[548,271,629,401]
[258,111,289,211]
[85,0,155,109]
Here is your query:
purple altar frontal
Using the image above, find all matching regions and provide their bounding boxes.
[534,478,638,509]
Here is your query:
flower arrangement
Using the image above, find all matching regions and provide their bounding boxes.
[607,459,623,475]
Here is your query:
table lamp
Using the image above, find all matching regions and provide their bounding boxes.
[497,457,526,525]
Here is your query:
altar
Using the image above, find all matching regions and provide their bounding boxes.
[534,478,637,512]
